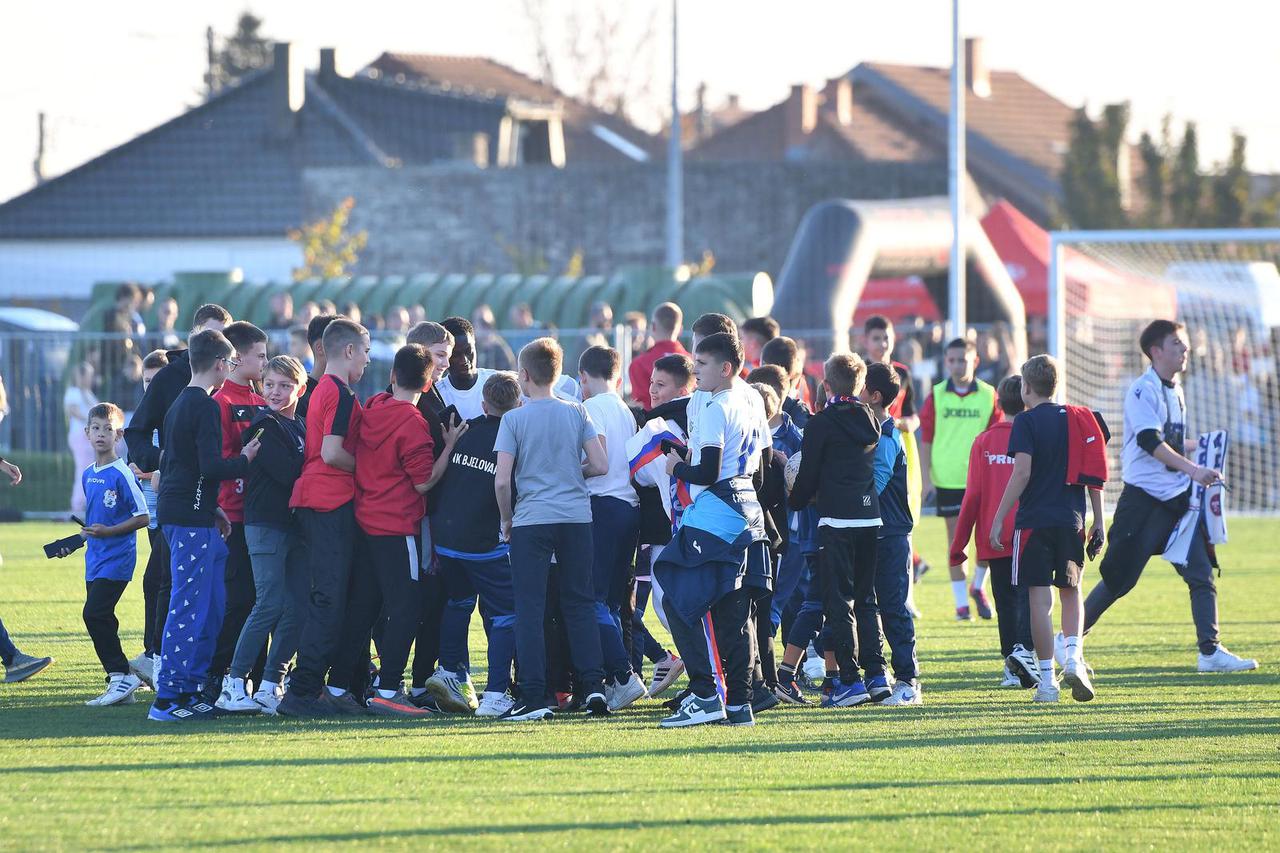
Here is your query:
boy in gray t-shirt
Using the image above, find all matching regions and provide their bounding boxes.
[495,337,610,720]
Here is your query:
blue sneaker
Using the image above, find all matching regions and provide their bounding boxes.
[866,674,892,703]
[824,678,871,707]
[147,697,196,723]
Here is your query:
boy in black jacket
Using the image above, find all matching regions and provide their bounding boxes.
[148,329,261,722]
[788,353,888,707]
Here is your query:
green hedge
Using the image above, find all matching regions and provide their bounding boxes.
[0,450,76,514]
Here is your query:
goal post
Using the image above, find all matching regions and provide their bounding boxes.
[1048,228,1280,514]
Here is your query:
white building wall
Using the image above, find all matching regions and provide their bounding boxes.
[0,237,301,299]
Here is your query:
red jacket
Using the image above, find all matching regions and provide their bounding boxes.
[1065,405,1109,488]
[354,393,434,537]
[950,420,1018,565]
[211,379,266,523]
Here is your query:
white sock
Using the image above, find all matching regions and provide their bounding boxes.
[971,565,989,591]
[326,686,345,697]
[410,685,427,697]
[1034,653,1054,681]
[1065,635,1082,663]
[1038,659,1055,683]
[376,688,397,699]
[951,580,969,609]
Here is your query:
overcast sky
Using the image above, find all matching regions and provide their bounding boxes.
[2,0,1276,204]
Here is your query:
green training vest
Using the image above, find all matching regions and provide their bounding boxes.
[929,378,995,489]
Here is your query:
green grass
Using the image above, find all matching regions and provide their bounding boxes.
[0,518,1276,851]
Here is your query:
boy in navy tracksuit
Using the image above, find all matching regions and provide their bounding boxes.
[431,372,522,718]
[787,353,889,708]
[149,330,261,722]
[861,363,921,705]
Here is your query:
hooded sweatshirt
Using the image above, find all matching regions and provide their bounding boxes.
[788,396,881,525]
[354,392,435,537]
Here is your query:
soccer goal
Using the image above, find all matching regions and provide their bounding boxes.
[1048,228,1280,514]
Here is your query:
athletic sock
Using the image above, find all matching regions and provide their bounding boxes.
[778,662,797,682]
[951,580,969,609]
[825,669,839,682]
[1038,659,1055,683]
[1065,635,1082,664]
[726,703,749,712]
[971,565,989,591]
[376,688,397,700]
[326,686,345,698]
[410,685,428,697]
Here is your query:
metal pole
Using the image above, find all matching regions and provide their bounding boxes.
[665,0,683,269]
[1047,233,1065,400]
[948,0,966,340]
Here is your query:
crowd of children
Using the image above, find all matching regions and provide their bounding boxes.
[6,301,1260,723]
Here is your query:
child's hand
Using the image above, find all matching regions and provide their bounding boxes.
[989,518,1005,551]
[1,459,21,486]
[664,450,684,475]
[81,524,108,539]
[444,418,469,447]
[241,436,262,463]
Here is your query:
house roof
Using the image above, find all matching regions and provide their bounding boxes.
[0,51,512,240]
[687,85,932,163]
[365,53,661,163]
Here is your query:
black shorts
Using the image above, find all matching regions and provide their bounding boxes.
[1013,527,1084,589]
[936,487,965,518]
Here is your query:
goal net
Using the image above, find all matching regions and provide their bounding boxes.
[1049,229,1280,514]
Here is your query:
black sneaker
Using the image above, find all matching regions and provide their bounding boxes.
[663,687,691,712]
[198,679,221,708]
[277,689,328,718]
[584,692,610,717]
[318,689,368,716]
[751,683,780,714]
[774,679,810,705]
[183,692,222,719]
[500,701,555,722]
[722,703,755,726]
[408,690,441,712]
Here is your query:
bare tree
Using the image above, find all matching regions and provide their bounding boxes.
[523,0,660,125]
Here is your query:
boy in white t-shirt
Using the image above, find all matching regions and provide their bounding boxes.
[579,346,647,711]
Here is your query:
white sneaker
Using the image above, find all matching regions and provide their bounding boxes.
[647,653,685,697]
[882,679,922,706]
[1061,660,1096,702]
[802,645,826,682]
[607,673,647,711]
[128,653,155,689]
[1033,681,1060,703]
[1198,646,1259,673]
[253,684,282,715]
[475,691,515,717]
[426,667,479,714]
[1000,664,1022,687]
[86,673,142,707]
[217,676,261,713]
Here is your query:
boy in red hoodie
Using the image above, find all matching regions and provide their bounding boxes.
[207,321,268,708]
[949,376,1037,689]
[330,344,436,716]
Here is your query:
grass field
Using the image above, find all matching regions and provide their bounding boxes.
[0,517,1276,850]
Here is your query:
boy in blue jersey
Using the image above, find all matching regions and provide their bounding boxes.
[54,403,150,707]
[861,363,921,705]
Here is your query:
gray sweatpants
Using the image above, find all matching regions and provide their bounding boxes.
[1084,484,1219,655]
[230,524,309,685]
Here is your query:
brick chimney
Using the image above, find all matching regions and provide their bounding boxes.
[269,42,303,140]
[965,37,990,98]
[822,77,852,126]
[319,46,337,80]
[784,83,818,154]
[695,81,711,140]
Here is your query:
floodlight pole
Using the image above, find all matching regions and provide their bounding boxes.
[665,0,684,270]
[948,0,966,340]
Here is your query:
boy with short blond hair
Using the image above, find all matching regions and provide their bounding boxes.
[495,337,610,720]
[991,355,1105,703]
